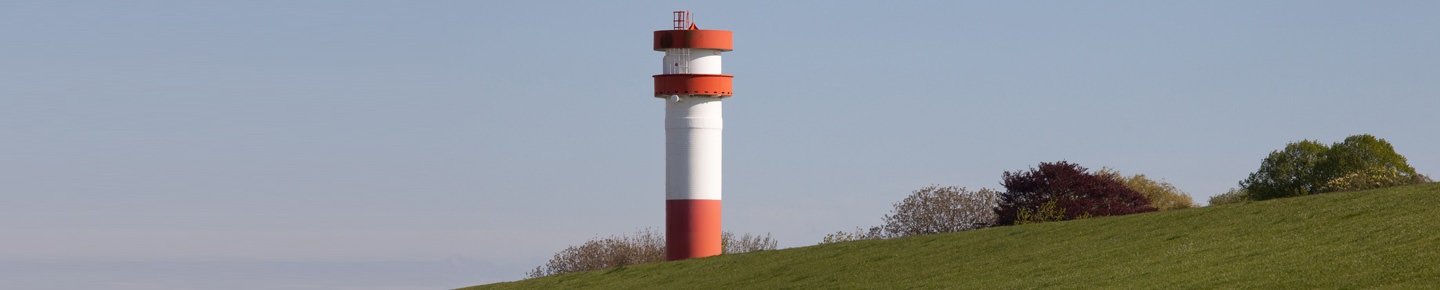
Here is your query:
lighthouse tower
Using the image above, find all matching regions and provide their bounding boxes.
[653,11,733,261]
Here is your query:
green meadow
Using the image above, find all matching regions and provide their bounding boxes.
[463,183,1440,289]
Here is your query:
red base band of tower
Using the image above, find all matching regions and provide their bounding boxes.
[665,199,723,261]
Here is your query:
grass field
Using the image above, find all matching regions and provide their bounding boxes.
[461,183,1440,289]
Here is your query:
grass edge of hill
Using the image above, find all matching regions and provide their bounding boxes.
[462,183,1440,289]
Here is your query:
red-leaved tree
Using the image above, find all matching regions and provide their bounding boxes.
[994,161,1156,226]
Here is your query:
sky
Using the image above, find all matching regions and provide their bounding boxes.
[3,1,1438,289]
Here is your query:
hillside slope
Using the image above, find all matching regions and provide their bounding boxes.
[464,183,1440,289]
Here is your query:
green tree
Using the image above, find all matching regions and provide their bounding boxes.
[1241,140,1330,200]
[1319,134,1419,179]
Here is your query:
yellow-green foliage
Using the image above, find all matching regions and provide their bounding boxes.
[1208,188,1250,206]
[1097,167,1196,210]
[1015,200,1087,225]
[1319,167,1433,193]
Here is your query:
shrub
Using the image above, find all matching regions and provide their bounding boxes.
[1318,167,1433,193]
[526,228,664,278]
[820,185,999,244]
[1096,168,1196,211]
[528,228,778,278]
[880,185,1000,237]
[722,232,778,254]
[995,161,1156,226]
[1015,200,1090,225]
[819,226,884,244]
[1208,188,1250,206]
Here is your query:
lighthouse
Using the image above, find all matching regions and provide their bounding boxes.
[653,11,733,261]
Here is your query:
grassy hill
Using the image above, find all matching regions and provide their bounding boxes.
[462,183,1440,289]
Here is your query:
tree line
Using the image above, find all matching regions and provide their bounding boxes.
[823,161,1193,243]
[1212,134,1431,205]
[523,134,1429,279]
[828,134,1429,243]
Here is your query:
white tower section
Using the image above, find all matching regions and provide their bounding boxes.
[665,95,723,200]
[663,49,725,201]
[662,49,723,75]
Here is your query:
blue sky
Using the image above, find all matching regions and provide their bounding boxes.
[4,1,1438,289]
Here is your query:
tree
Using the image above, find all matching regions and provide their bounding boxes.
[1241,140,1328,200]
[1096,167,1196,211]
[995,161,1156,226]
[1319,135,1420,180]
[880,185,1000,237]
[1241,134,1429,200]
[527,228,778,278]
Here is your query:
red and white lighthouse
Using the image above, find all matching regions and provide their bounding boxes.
[653,11,733,261]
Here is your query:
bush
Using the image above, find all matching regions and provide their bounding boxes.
[1015,200,1090,225]
[995,161,1156,226]
[820,185,998,244]
[1096,168,1196,211]
[1208,188,1250,206]
[528,228,778,278]
[819,226,884,244]
[1318,167,1433,193]
[526,228,664,278]
[722,232,778,254]
[880,185,1000,237]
